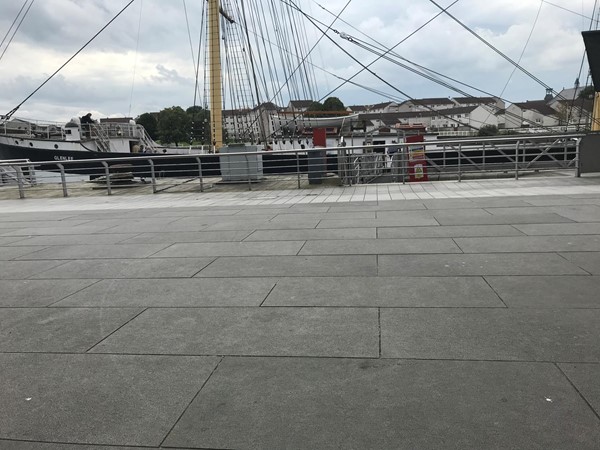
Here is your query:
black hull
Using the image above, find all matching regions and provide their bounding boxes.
[0,142,337,178]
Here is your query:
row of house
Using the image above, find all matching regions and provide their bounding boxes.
[221,88,593,142]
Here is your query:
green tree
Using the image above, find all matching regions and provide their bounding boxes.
[307,101,324,112]
[186,106,210,144]
[157,106,190,144]
[136,113,158,140]
[478,125,498,136]
[578,85,595,100]
[322,96,345,111]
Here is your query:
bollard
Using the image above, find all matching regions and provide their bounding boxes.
[57,164,68,197]
[101,161,112,195]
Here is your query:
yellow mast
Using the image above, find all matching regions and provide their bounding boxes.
[593,92,600,131]
[208,0,223,150]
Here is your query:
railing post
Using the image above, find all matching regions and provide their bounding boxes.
[148,159,157,193]
[245,154,251,191]
[515,140,520,180]
[195,156,204,192]
[482,143,486,171]
[101,161,112,195]
[57,163,68,197]
[575,138,582,178]
[402,147,407,184]
[296,152,301,189]
[457,144,462,182]
[15,165,25,199]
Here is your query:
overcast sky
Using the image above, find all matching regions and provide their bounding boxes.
[0,0,597,123]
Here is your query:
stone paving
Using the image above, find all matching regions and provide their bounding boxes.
[1,175,600,449]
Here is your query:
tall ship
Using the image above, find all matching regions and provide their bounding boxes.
[0,1,596,173]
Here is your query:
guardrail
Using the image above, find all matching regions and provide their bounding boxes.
[0,133,586,199]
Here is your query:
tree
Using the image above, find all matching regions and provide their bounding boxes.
[322,96,345,111]
[478,125,498,136]
[307,101,324,112]
[157,106,190,144]
[186,106,210,144]
[578,85,595,100]
[136,113,158,140]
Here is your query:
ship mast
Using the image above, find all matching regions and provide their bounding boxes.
[208,0,223,150]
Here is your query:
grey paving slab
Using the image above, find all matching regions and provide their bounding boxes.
[245,227,376,241]
[55,278,276,307]
[0,212,82,222]
[0,260,65,279]
[378,253,587,276]
[434,213,574,225]
[72,218,179,230]
[163,357,600,450]
[0,307,142,352]
[271,212,376,221]
[0,246,47,260]
[152,208,241,217]
[0,279,97,307]
[317,217,440,229]
[381,308,600,362]
[0,236,28,245]
[326,201,426,212]
[550,205,600,222]
[16,244,168,260]
[486,276,600,308]
[203,219,320,231]
[468,198,537,208]
[486,205,600,222]
[196,255,378,277]
[377,208,492,220]
[455,235,600,253]
[264,276,503,307]
[151,241,305,257]
[377,224,523,238]
[514,222,600,235]
[97,221,208,234]
[559,363,600,417]
[91,307,378,357]
[30,257,214,279]
[299,238,461,255]
[524,197,600,206]
[120,230,252,244]
[0,442,145,450]
[2,225,120,236]
[0,220,91,229]
[559,252,600,275]
[8,233,138,246]
[172,214,277,227]
[0,353,219,446]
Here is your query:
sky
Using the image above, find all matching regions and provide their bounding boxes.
[0,0,597,123]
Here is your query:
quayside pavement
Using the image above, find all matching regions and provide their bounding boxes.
[1,175,600,449]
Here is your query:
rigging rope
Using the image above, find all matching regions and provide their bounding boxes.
[427,0,564,99]
[2,0,137,121]
[128,0,144,117]
[0,0,35,64]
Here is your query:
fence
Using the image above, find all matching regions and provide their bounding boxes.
[0,133,586,199]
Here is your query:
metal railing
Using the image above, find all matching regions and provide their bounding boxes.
[0,133,586,199]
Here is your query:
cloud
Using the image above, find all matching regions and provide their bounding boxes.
[0,0,596,121]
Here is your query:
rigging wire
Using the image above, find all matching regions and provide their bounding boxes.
[128,0,144,118]
[314,0,460,103]
[3,0,137,121]
[0,0,30,55]
[481,0,544,126]
[0,0,35,64]
[281,0,481,131]
[427,0,564,99]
